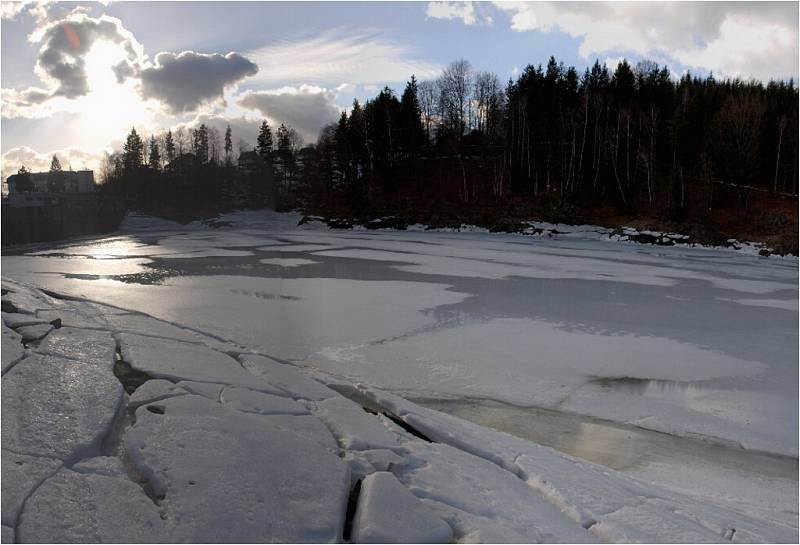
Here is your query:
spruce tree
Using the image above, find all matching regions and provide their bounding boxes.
[257,120,273,159]
[123,128,144,173]
[400,75,425,154]
[224,124,233,164]
[149,136,161,170]
[48,154,66,192]
[165,130,176,164]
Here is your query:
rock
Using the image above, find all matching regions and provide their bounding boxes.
[239,354,339,400]
[125,395,350,542]
[1,449,62,527]
[17,466,164,543]
[2,354,124,459]
[351,472,453,544]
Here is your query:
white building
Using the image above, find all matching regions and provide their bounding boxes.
[6,170,96,194]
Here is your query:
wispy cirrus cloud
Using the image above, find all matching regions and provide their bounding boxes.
[244,28,441,86]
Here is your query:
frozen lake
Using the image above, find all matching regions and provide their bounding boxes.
[3,210,797,520]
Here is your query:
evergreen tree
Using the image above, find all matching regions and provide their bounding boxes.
[123,127,144,173]
[257,120,273,159]
[149,136,161,170]
[224,124,233,164]
[399,75,426,154]
[276,123,291,153]
[15,166,34,193]
[165,130,176,164]
[48,155,66,192]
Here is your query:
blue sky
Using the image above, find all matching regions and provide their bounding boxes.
[2,1,797,177]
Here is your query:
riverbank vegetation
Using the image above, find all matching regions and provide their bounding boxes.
[99,56,798,252]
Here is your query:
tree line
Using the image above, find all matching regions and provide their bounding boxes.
[300,57,797,225]
[17,54,794,229]
[97,119,305,212]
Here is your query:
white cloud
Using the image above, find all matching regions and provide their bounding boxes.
[29,13,144,98]
[494,1,798,81]
[237,85,342,142]
[427,2,477,25]
[245,28,441,86]
[426,1,493,26]
[169,113,264,153]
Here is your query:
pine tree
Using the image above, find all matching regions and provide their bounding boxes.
[149,136,161,170]
[257,120,273,159]
[123,127,144,173]
[165,130,176,164]
[276,123,291,153]
[224,124,233,164]
[15,166,34,193]
[47,154,65,192]
[400,75,426,154]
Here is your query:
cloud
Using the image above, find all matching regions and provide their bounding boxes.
[245,28,441,86]
[30,13,144,99]
[1,0,50,22]
[494,2,798,81]
[237,85,341,142]
[426,2,493,26]
[4,12,259,120]
[137,52,258,114]
[427,2,477,25]
[169,114,264,153]
[1,145,105,181]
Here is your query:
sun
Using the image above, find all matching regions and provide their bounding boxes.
[70,40,155,149]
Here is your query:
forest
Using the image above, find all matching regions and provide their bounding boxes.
[79,56,799,249]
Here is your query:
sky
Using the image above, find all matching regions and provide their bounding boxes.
[1,1,798,179]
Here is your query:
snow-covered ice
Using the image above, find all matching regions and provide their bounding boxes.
[125,394,350,542]
[2,353,123,459]
[1,210,797,543]
[17,464,164,543]
[351,471,453,543]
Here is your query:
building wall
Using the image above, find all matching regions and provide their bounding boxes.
[7,170,96,194]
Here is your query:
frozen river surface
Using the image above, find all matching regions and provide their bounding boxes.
[3,210,797,523]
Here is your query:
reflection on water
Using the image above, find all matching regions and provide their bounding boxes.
[590,376,710,397]
[414,397,798,481]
